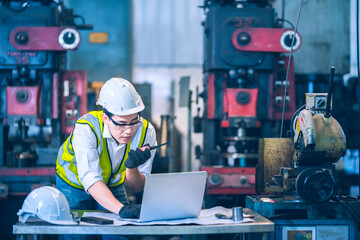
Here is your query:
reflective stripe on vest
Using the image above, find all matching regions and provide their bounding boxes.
[56,110,149,189]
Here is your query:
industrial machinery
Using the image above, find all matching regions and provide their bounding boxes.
[0,0,91,197]
[196,0,301,205]
[0,1,91,237]
[258,67,346,203]
[246,67,360,239]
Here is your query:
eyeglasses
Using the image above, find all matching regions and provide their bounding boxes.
[108,115,142,131]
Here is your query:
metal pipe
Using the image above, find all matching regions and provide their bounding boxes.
[280,0,304,138]
[188,90,192,172]
[325,66,335,118]
[356,0,360,197]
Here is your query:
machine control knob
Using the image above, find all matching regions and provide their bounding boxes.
[236,91,251,105]
[280,31,301,51]
[15,32,29,45]
[240,176,247,185]
[208,174,223,186]
[237,32,251,46]
[283,34,296,48]
[316,98,326,109]
[16,90,29,103]
[63,33,76,44]
[58,28,80,50]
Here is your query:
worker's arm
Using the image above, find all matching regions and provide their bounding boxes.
[125,123,157,192]
[72,123,128,212]
[124,144,152,192]
[72,123,142,217]
[72,123,104,191]
[125,167,146,192]
[125,146,149,191]
[87,180,123,214]
[87,181,140,218]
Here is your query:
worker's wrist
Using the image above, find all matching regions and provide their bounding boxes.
[126,167,140,173]
[118,206,123,216]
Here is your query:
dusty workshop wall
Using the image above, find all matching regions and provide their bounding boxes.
[344,0,359,82]
[272,0,350,75]
[132,0,204,172]
[65,0,133,82]
[133,0,203,66]
[133,67,204,172]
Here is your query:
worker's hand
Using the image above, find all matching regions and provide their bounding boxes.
[119,204,141,219]
[125,144,151,169]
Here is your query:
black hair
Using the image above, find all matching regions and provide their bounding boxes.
[103,108,113,117]
[103,108,141,117]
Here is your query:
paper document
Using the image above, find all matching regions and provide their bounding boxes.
[82,206,255,226]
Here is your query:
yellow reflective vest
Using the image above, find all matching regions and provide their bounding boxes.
[56,110,149,189]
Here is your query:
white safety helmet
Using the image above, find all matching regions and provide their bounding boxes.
[17,186,77,225]
[96,77,145,116]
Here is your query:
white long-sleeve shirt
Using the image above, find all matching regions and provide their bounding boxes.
[71,120,157,191]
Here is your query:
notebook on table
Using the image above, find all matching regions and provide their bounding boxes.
[121,171,208,222]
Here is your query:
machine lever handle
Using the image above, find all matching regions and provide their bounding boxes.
[325,66,335,118]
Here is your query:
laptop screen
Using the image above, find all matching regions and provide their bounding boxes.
[138,171,207,222]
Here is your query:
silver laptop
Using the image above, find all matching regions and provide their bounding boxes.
[122,171,207,222]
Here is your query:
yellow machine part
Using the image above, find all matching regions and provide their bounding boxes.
[312,114,346,162]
